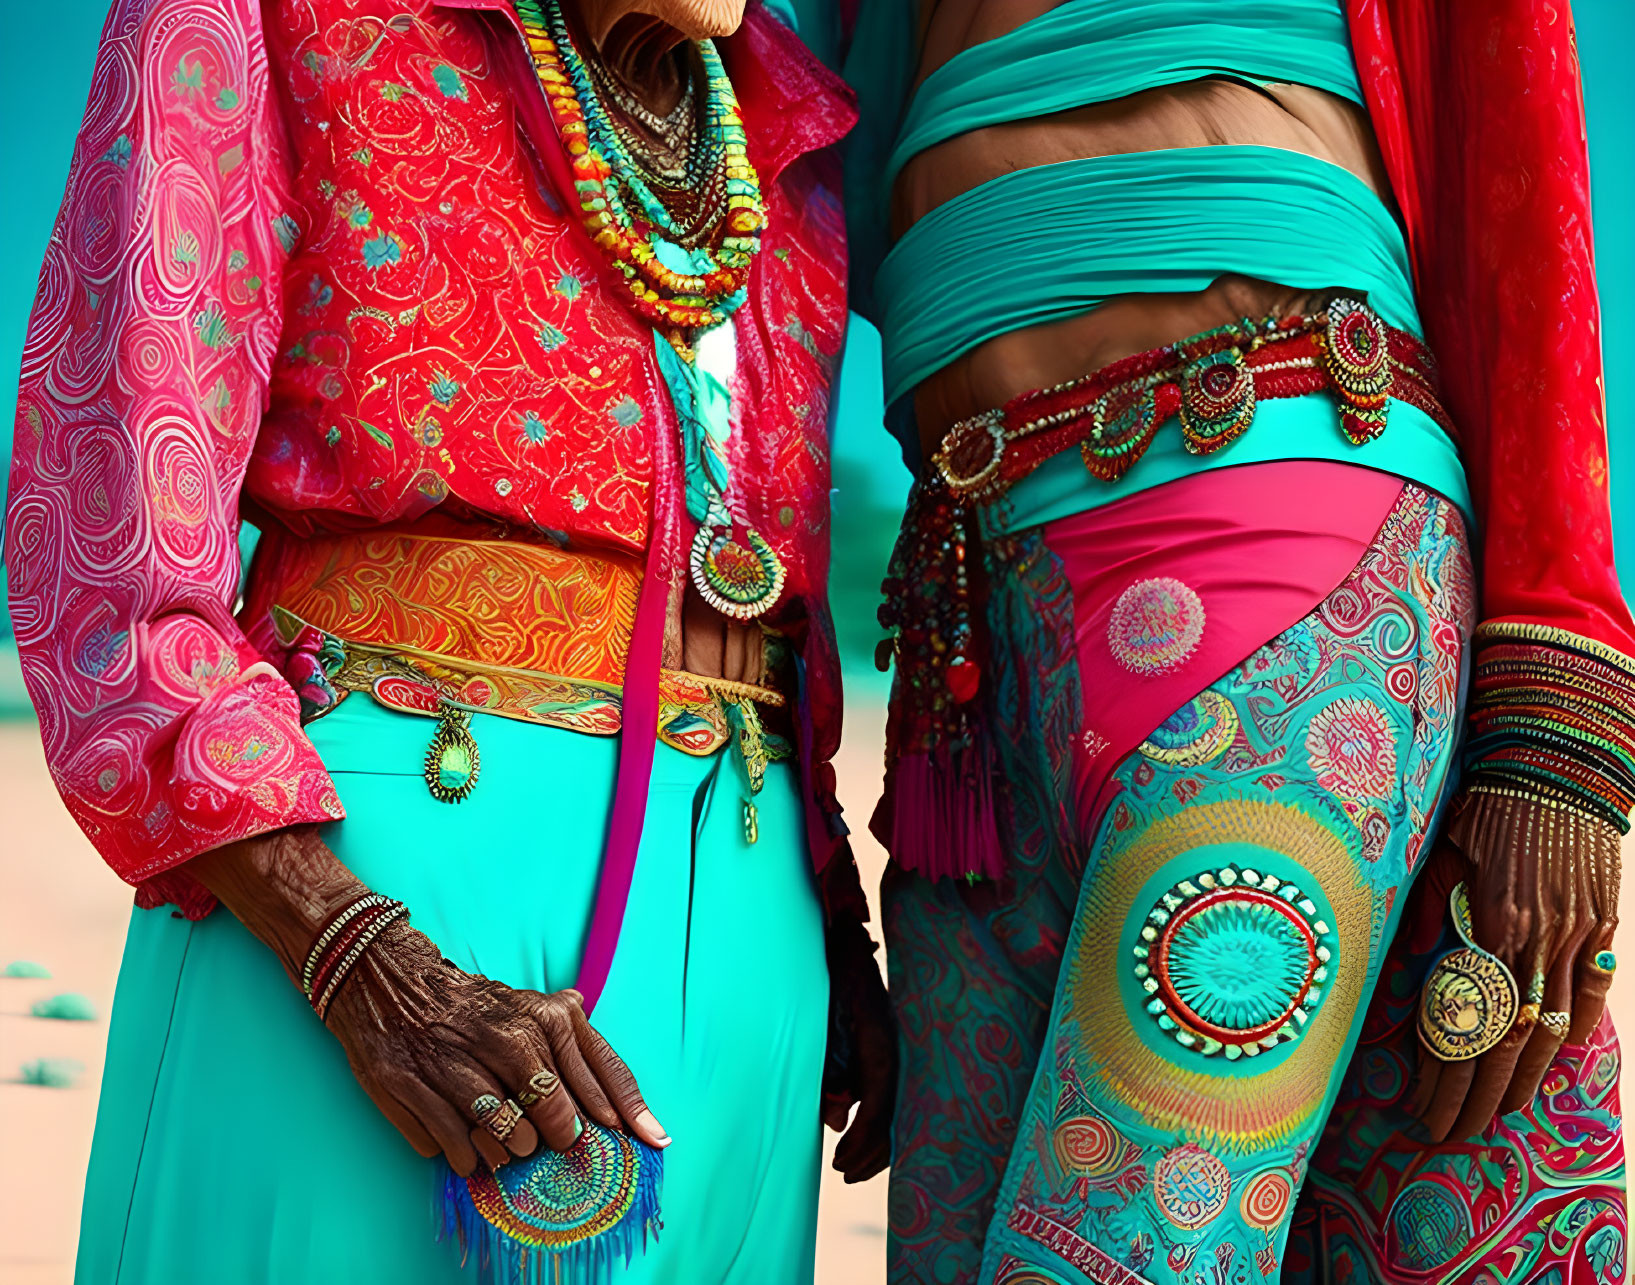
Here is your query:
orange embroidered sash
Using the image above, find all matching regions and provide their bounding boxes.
[255,531,789,804]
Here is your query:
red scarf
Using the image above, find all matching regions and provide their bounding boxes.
[1348,0,1634,652]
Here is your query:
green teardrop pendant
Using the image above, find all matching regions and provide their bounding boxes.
[424,703,480,803]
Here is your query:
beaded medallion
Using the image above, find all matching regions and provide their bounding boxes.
[424,701,480,802]
[690,520,786,619]
[1178,347,1256,454]
[1318,297,1392,444]
[1079,384,1162,482]
[442,1121,664,1285]
[1132,862,1332,1059]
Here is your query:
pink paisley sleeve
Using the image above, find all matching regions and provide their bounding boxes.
[5,0,342,912]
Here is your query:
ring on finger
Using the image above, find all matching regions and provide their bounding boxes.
[1417,882,1520,1063]
[1594,950,1618,976]
[517,1067,561,1108]
[471,1093,525,1142]
[1539,1010,1571,1040]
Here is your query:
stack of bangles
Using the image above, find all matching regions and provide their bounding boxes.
[302,893,410,1022]
[1417,622,1631,1063]
[1463,622,1635,834]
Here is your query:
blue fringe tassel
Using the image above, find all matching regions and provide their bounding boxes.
[437,1126,664,1285]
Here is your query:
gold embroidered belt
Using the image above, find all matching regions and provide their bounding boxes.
[261,530,790,813]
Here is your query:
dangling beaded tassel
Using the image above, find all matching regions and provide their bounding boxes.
[873,481,1003,882]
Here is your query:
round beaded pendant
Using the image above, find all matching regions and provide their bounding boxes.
[1080,385,1161,482]
[689,520,786,620]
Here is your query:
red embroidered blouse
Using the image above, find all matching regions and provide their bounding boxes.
[6,0,861,912]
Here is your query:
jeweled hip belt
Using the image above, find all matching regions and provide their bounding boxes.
[874,298,1450,879]
[256,531,789,826]
[930,297,1449,500]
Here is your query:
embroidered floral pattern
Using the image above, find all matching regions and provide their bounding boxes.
[1305,696,1399,799]
[1107,577,1205,675]
[5,0,855,904]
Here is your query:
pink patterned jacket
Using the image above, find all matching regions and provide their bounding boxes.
[7,0,860,916]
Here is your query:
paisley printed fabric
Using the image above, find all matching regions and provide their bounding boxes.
[1285,853,1628,1284]
[883,522,1088,1285]
[885,484,1509,1283]
[5,0,855,902]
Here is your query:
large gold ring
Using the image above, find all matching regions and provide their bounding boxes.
[471,1093,524,1142]
[1539,1010,1572,1040]
[516,1067,561,1108]
[1417,883,1520,1062]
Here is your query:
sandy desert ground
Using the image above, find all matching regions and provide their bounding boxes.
[2,703,1628,1285]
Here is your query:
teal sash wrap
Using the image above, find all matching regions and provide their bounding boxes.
[877,145,1421,405]
[843,0,1365,321]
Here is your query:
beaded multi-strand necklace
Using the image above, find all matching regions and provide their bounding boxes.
[513,0,765,337]
[512,0,786,621]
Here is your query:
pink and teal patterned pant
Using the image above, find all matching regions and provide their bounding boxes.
[884,484,1626,1284]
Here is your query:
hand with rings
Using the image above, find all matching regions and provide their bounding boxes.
[190,829,670,1178]
[1415,791,1621,1143]
[318,918,671,1175]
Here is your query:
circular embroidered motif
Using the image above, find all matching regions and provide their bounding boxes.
[1133,863,1333,1058]
[1385,1179,1473,1272]
[463,1121,647,1249]
[1305,696,1399,800]
[1153,1144,1231,1230]
[1052,1114,1139,1181]
[1239,1168,1294,1230]
[1108,577,1205,675]
[1139,691,1239,766]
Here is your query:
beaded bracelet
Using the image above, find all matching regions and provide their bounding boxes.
[1466,623,1635,835]
[301,893,409,1022]
[312,903,409,1023]
[300,893,393,996]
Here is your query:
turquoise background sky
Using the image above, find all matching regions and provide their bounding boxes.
[1,2,1632,704]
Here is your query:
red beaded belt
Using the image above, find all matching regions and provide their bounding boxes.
[873,298,1452,881]
[930,296,1450,500]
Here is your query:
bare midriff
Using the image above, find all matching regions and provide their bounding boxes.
[896,0,1395,454]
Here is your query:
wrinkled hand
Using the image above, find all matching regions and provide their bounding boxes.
[325,921,670,1174]
[190,827,667,1178]
[1416,791,1621,1142]
[823,918,897,1184]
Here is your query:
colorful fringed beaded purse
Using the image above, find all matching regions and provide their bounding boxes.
[440,1123,664,1285]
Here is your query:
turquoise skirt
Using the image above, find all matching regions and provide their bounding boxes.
[75,695,829,1284]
